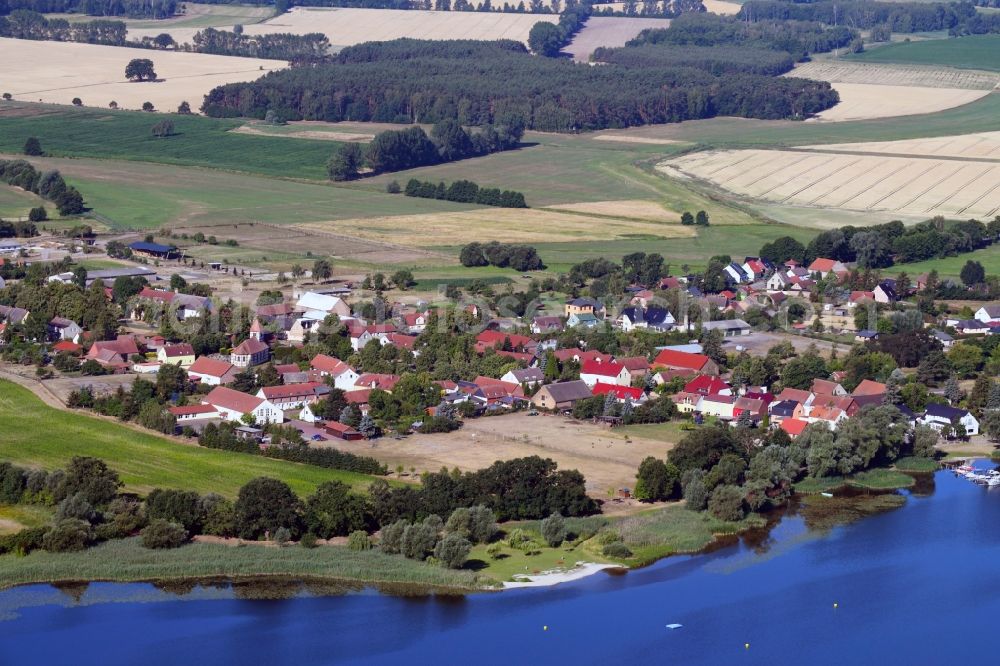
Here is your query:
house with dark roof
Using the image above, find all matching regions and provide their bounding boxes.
[531,316,564,334]
[975,304,1000,323]
[701,319,751,337]
[920,404,979,436]
[617,306,675,333]
[129,241,178,259]
[157,343,195,368]
[501,367,545,387]
[874,280,898,304]
[563,297,604,319]
[257,382,329,410]
[48,317,81,343]
[531,380,593,411]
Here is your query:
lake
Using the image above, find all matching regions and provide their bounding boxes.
[1,468,997,665]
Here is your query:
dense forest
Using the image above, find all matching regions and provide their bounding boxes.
[0,9,126,42]
[738,1,987,34]
[593,43,796,76]
[203,34,839,129]
[0,0,175,18]
[625,12,857,60]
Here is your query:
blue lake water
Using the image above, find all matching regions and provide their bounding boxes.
[1,469,998,665]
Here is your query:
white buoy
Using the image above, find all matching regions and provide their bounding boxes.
[666,624,683,630]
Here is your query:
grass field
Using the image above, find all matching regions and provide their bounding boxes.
[0,184,47,218]
[0,504,53,535]
[614,505,766,565]
[846,34,1000,72]
[0,104,338,179]
[0,380,379,498]
[886,245,1000,279]
[0,537,489,591]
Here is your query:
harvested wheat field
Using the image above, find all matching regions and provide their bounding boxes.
[245,7,557,47]
[565,16,671,61]
[231,125,374,142]
[296,207,697,247]
[800,131,1000,160]
[545,199,679,222]
[812,84,990,122]
[590,134,685,146]
[789,61,998,122]
[660,148,1000,218]
[0,38,284,111]
[701,0,742,14]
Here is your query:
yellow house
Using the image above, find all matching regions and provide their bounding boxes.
[157,343,196,368]
[564,297,603,319]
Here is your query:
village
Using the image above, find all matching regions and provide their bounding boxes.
[0,231,996,496]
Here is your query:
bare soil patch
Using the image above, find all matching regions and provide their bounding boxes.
[545,199,678,222]
[565,16,672,62]
[330,412,677,494]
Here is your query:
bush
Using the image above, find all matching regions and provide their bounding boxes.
[708,484,746,522]
[386,180,401,194]
[140,519,188,549]
[300,532,319,548]
[602,541,633,558]
[0,526,47,556]
[434,533,472,569]
[379,519,407,554]
[55,492,96,522]
[273,526,292,545]
[595,529,621,546]
[28,206,47,222]
[486,542,504,560]
[401,522,438,560]
[347,530,371,551]
[43,518,92,552]
[540,512,566,547]
[23,137,42,156]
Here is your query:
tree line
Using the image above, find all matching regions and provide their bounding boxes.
[0,0,175,17]
[627,12,858,61]
[203,37,839,130]
[593,43,796,76]
[189,28,331,62]
[760,216,1000,269]
[0,159,85,216]
[739,1,980,34]
[459,241,544,270]
[527,3,590,57]
[0,9,126,43]
[327,120,523,180]
[404,179,527,208]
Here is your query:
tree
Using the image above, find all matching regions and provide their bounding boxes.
[680,211,694,226]
[142,102,155,112]
[358,413,378,439]
[911,425,938,458]
[634,457,679,502]
[708,484,745,521]
[151,120,175,137]
[682,470,708,511]
[669,426,740,473]
[177,101,191,114]
[327,143,363,181]
[28,206,47,222]
[434,533,472,568]
[528,21,563,57]
[23,137,42,156]
[140,519,188,549]
[759,235,805,264]
[401,519,438,560]
[233,477,303,540]
[695,210,709,226]
[540,512,566,546]
[391,269,415,290]
[960,260,985,287]
[42,518,91,552]
[125,58,157,81]
[303,481,371,538]
[944,375,963,405]
[379,519,408,553]
[947,343,983,378]
[312,258,333,281]
[57,457,120,506]
[467,505,497,543]
[982,410,1000,443]
[780,350,828,390]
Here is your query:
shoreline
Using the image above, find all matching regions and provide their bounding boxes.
[502,562,625,589]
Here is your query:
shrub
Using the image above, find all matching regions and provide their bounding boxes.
[300,532,319,548]
[602,541,633,558]
[55,492,96,522]
[595,529,621,546]
[273,526,292,545]
[540,512,566,547]
[486,542,504,560]
[379,519,407,554]
[708,484,746,522]
[43,518,92,552]
[347,530,371,551]
[28,206,47,222]
[140,519,188,549]
[0,526,47,556]
[401,522,437,560]
[23,137,42,156]
[434,533,472,569]
[386,180,401,194]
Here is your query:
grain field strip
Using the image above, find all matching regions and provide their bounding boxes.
[778,158,864,203]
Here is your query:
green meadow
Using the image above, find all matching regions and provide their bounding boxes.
[846,34,1000,72]
[0,380,380,498]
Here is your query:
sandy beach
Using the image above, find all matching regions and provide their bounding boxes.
[503,562,624,589]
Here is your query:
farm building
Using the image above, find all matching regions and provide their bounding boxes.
[531,380,593,411]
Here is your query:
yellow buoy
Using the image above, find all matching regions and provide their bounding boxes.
[543,626,548,631]
[745,643,750,650]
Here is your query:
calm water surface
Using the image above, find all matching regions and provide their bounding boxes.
[1,469,998,665]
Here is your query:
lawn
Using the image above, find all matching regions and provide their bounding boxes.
[794,467,916,494]
[0,537,490,591]
[0,104,341,180]
[614,421,691,445]
[0,380,380,498]
[0,184,47,218]
[0,504,53,535]
[887,245,1000,280]
[893,457,939,473]
[845,34,1000,72]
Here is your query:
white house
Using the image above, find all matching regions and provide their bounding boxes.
[188,356,239,386]
[975,304,1000,323]
[256,382,329,410]
[697,394,735,420]
[579,360,631,388]
[920,404,979,437]
[502,367,545,387]
[310,354,360,390]
[766,272,791,292]
[202,386,284,425]
[48,317,82,343]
